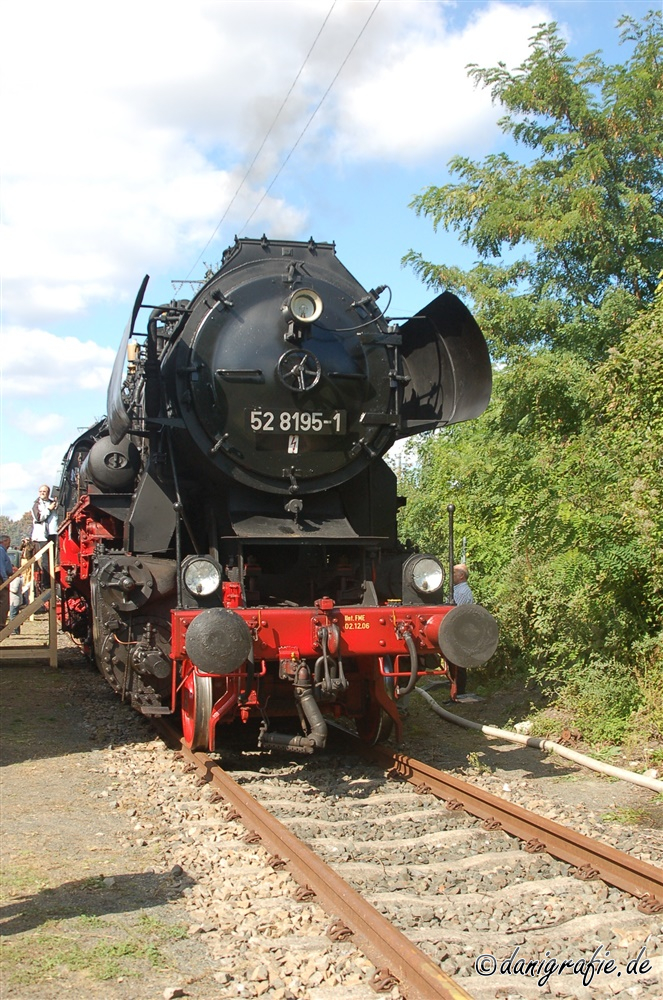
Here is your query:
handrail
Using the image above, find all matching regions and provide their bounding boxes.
[0,542,58,667]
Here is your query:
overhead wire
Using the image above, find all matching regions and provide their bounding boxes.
[184,1,338,281]
[240,0,381,235]
[185,0,382,280]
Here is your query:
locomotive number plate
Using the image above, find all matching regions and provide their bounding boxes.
[247,410,347,434]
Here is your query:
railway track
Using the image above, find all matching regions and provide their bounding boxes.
[155,722,663,1000]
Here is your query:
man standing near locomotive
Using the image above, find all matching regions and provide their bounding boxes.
[450,564,484,704]
[31,484,58,590]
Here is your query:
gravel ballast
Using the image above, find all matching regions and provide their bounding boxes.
[1,623,662,999]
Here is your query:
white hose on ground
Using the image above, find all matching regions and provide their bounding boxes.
[415,686,663,794]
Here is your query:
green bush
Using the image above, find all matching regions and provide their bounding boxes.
[398,295,663,745]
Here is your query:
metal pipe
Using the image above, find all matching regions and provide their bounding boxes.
[239,647,255,705]
[447,503,455,604]
[259,665,328,753]
[397,632,419,697]
[166,428,200,554]
[173,502,182,608]
[294,666,327,747]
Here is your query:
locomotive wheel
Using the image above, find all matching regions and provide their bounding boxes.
[356,704,394,745]
[181,671,213,751]
[355,657,395,745]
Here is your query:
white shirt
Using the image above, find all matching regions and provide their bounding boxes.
[31,498,57,541]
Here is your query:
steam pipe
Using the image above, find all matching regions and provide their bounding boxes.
[259,665,328,753]
[166,428,200,554]
[397,632,419,698]
[145,315,161,419]
[294,667,328,748]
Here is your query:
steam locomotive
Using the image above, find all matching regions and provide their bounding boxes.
[57,236,498,752]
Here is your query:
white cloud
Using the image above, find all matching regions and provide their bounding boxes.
[330,2,551,164]
[0,447,68,519]
[0,0,559,517]
[0,0,550,327]
[12,410,66,438]
[0,327,116,396]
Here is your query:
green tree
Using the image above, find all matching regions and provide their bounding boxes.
[404,11,663,362]
[399,294,663,742]
[398,12,663,742]
[0,513,33,549]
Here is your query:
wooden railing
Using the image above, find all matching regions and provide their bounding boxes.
[0,542,58,667]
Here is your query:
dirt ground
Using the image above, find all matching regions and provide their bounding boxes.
[1,621,662,999]
[0,623,222,1000]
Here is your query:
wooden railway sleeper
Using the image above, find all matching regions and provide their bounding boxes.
[161,733,479,1000]
[342,739,663,964]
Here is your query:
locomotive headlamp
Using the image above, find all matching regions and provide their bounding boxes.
[412,557,444,593]
[183,556,222,597]
[287,288,323,324]
[402,553,445,604]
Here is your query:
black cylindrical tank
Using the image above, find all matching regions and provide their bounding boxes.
[80,436,141,492]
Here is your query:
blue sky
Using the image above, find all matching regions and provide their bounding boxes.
[0,0,655,518]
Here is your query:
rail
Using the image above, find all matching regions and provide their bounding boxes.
[158,723,474,1000]
[364,744,663,911]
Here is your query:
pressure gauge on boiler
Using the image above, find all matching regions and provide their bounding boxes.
[287,288,323,324]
